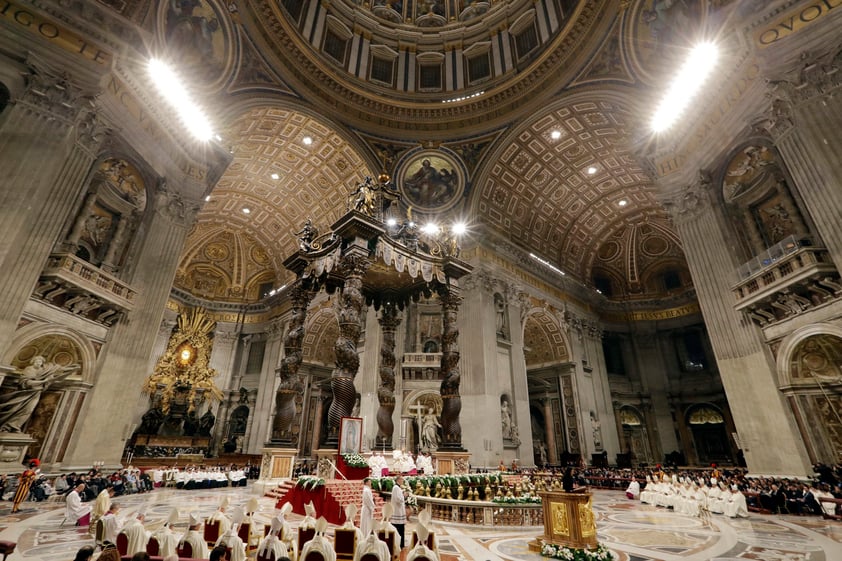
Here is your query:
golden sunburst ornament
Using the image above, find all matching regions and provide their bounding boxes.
[143,307,223,414]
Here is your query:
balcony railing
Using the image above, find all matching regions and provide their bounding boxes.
[32,252,137,325]
[41,253,137,308]
[732,238,841,325]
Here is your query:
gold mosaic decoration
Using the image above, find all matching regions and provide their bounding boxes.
[143,307,223,413]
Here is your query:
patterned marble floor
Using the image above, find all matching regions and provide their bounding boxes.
[1,487,841,561]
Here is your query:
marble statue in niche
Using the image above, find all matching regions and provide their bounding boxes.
[494,292,508,338]
[0,356,79,433]
[590,410,603,450]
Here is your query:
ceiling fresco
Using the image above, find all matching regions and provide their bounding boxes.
[170,0,696,305]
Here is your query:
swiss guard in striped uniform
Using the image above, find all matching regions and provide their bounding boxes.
[12,458,40,513]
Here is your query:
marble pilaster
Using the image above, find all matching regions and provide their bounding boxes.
[630,329,678,456]
[0,69,106,355]
[61,187,198,467]
[249,320,284,453]
[507,286,534,465]
[663,176,811,475]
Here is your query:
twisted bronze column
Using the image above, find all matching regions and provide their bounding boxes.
[327,253,371,440]
[438,288,463,449]
[376,302,401,449]
[271,280,316,444]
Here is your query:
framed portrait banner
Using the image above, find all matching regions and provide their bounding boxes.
[339,416,363,455]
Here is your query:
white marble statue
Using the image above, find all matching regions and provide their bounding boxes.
[0,355,79,432]
[421,409,440,451]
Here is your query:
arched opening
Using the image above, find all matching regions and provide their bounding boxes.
[686,404,730,465]
[779,331,842,464]
[618,406,652,467]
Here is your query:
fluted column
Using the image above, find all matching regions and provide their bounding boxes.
[101,211,134,273]
[376,302,401,449]
[0,68,106,354]
[662,175,811,475]
[761,70,842,268]
[310,389,327,452]
[271,280,316,444]
[63,191,99,250]
[438,287,463,449]
[542,398,558,464]
[326,254,370,442]
[61,187,198,467]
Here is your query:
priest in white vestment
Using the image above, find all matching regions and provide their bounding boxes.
[276,503,298,561]
[300,501,318,530]
[625,478,640,499]
[361,478,376,536]
[150,508,180,558]
[102,503,123,544]
[257,515,289,560]
[208,496,232,535]
[724,486,748,518]
[215,506,247,561]
[91,487,114,532]
[65,483,92,526]
[301,518,336,561]
[179,512,210,559]
[122,508,150,554]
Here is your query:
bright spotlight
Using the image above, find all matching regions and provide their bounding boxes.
[421,223,439,235]
[651,42,718,133]
[587,166,597,175]
[303,136,313,145]
[242,208,251,214]
[387,218,397,227]
[618,199,628,207]
[551,130,561,140]
[147,58,214,141]
[452,222,467,235]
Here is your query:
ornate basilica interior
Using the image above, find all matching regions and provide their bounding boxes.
[0,0,841,478]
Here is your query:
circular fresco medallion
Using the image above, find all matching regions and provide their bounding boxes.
[397,150,465,212]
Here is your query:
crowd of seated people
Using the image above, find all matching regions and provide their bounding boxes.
[517,462,842,518]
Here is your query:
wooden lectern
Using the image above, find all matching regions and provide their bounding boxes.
[536,490,598,550]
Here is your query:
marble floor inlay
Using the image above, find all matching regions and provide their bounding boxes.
[1,487,841,561]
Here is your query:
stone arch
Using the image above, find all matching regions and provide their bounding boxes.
[522,308,570,367]
[775,324,842,464]
[301,306,340,366]
[4,323,98,385]
[684,403,730,465]
[777,323,842,387]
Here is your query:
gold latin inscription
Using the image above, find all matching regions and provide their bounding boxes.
[0,1,111,65]
[756,0,841,47]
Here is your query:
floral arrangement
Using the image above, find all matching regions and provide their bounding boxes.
[492,495,541,504]
[343,453,369,468]
[296,475,326,490]
[541,543,614,561]
[404,492,418,508]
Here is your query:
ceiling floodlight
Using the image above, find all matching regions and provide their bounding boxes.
[421,222,440,235]
[587,166,598,175]
[303,136,313,145]
[618,199,628,207]
[270,173,280,180]
[529,252,565,277]
[147,58,213,141]
[452,222,467,235]
[204,195,211,202]
[651,42,719,133]
[551,130,561,140]
[387,218,397,227]
[242,208,251,214]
